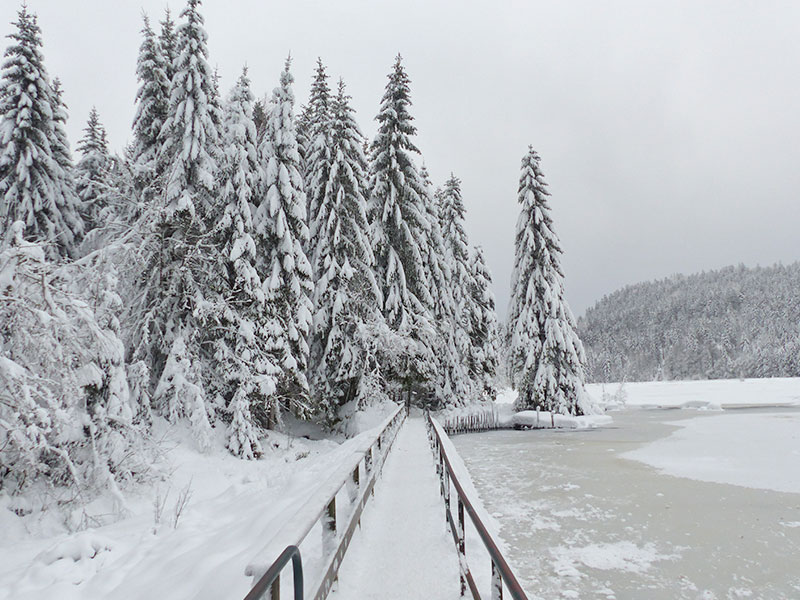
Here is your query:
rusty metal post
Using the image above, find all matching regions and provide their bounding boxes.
[458,497,466,596]
[439,444,444,478]
[325,496,338,583]
[270,573,280,600]
[326,496,337,535]
[443,468,450,513]
[491,559,503,600]
[458,498,465,554]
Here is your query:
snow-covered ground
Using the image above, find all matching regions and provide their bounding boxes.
[0,404,398,600]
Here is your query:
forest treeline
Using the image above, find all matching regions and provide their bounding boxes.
[579,262,800,382]
[0,0,500,502]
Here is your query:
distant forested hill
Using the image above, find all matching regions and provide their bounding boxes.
[578,263,800,382]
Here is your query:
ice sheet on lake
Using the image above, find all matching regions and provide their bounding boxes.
[623,412,800,493]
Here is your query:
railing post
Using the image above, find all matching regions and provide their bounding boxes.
[491,559,503,600]
[327,497,337,534]
[270,573,280,600]
[324,496,337,556]
[458,497,466,596]
[443,468,450,514]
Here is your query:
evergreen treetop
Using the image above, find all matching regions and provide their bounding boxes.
[159,0,219,221]
[0,6,83,257]
[305,58,334,269]
[132,13,170,194]
[76,107,112,232]
[159,7,177,82]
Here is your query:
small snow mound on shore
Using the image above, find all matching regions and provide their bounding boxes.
[508,411,613,430]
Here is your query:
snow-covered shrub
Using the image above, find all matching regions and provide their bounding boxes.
[0,223,144,504]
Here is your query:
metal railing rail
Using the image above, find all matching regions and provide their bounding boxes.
[243,545,303,600]
[244,405,406,600]
[426,412,529,600]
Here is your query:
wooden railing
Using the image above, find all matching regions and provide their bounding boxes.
[441,407,501,436]
[244,405,406,600]
[427,412,529,600]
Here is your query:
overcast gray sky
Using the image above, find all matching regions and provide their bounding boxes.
[3,1,799,319]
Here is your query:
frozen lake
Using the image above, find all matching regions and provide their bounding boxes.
[452,408,800,600]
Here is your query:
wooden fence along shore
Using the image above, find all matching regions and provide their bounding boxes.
[441,410,503,436]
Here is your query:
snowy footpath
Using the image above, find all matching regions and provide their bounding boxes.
[330,418,461,600]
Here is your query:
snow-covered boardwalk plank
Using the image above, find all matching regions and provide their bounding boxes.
[330,417,461,600]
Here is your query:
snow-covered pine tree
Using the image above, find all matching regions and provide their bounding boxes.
[0,221,145,505]
[159,8,177,83]
[367,55,436,397]
[467,245,500,399]
[304,58,333,235]
[135,0,219,448]
[295,102,312,173]
[257,57,314,419]
[75,107,111,233]
[0,7,83,258]
[438,174,476,386]
[310,79,381,417]
[209,67,281,458]
[132,13,170,198]
[419,166,471,407]
[208,67,225,165]
[508,146,588,415]
[49,78,84,249]
[253,98,269,141]
[159,0,219,223]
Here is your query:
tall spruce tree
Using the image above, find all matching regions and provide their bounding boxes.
[257,57,314,418]
[212,68,281,457]
[75,107,111,233]
[420,165,471,407]
[49,79,72,177]
[132,13,170,198]
[304,58,333,235]
[310,80,381,417]
[508,146,588,415]
[467,245,500,399]
[48,78,83,248]
[439,174,475,379]
[0,7,83,258]
[160,0,218,222]
[367,55,436,397]
[136,0,219,447]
